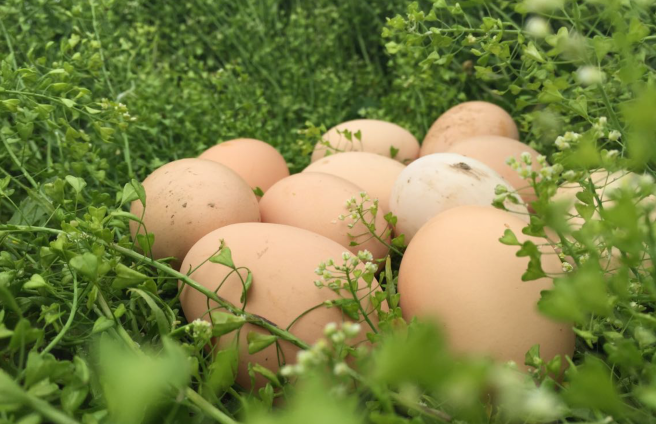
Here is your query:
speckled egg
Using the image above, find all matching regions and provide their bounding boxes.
[199,138,290,193]
[446,135,543,205]
[260,173,389,261]
[129,158,260,266]
[421,101,519,156]
[389,153,528,242]
[179,223,377,388]
[311,119,419,164]
[399,205,574,372]
[303,152,406,212]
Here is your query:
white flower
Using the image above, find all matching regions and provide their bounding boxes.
[576,66,605,85]
[520,151,533,165]
[280,365,295,377]
[357,250,374,262]
[536,155,547,166]
[608,130,621,141]
[555,137,570,150]
[342,252,351,261]
[364,262,378,274]
[562,262,574,272]
[297,350,314,366]
[495,184,508,195]
[343,322,362,338]
[334,362,350,376]
[525,17,551,38]
[466,34,477,44]
[331,331,346,344]
[563,132,581,142]
[324,322,338,336]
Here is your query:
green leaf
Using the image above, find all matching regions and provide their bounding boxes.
[240,271,253,304]
[247,331,277,354]
[210,246,235,268]
[136,233,154,256]
[120,179,146,206]
[389,146,399,159]
[210,311,246,336]
[253,187,264,197]
[204,347,238,396]
[384,212,397,226]
[61,385,88,414]
[516,241,546,281]
[499,229,520,246]
[92,316,115,334]
[112,264,149,290]
[565,356,625,415]
[69,253,99,281]
[130,288,171,335]
[65,175,86,194]
[524,42,545,63]
[249,363,281,387]
[59,97,76,108]
[9,319,43,352]
[524,344,543,369]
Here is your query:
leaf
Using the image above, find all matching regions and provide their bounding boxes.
[9,319,43,352]
[136,233,154,256]
[23,274,49,290]
[69,253,99,281]
[389,146,399,159]
[524,344,543,369]
[523,42,545,62]
[499,229,520,246]
[565,356,625,415]
[130,289,171,335]
[204,347,238,396]
[210,246,235,268]
[59,98,76,108]
[249,363,281,387]
[112,264,149,290]
[61,385,88,413]
[120,179,146,207]
[92,316,115,334]
[210,311,246,336]
[65,175,86,194]
[516,241,546,281]
[247,331,277,354]
[84,106,102,114]
[240,271,253,304]
[384,212,397,226]
[253,187,264,197]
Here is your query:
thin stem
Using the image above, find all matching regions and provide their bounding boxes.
[185,387,238,424]
[89,0,115,97]
[345,272,377,334]
[42,273,79,354]
[1,133,38,189]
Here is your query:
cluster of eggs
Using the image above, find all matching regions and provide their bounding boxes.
[130,101,575,387]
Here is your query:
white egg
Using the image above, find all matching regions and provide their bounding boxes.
[389,153,529,242]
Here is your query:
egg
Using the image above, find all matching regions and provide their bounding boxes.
[129,158,260,265]
[311,119,419,164]
[179,223,377,388]
[260,173,389,261]
[303,152,406,212]
[389,153,528,243]
[421,101,519,156]
[399,205,574,371]
[199,138,290,193]
[446,135,543,204]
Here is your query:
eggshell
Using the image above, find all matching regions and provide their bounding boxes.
[389,153,528,242]
[398,205,574,372]
[129,158,260,265]
[179,223,377,388]
[260,173,389,261]
[303,152,406,212]
[446,135,543,204]
[421,101,519,156]
[199,138,290,193]
[311,119,419,164]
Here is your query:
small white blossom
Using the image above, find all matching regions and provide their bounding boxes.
[280,365,295,377]
[324,322,338,336]
[562,170,578,181]
[466,34,477,44]
[563,132,581,142]
[576,66,605,85]
[562,262,574,272]
[357,250,374,262]
[536,155,547,166]
[331,331,346,344]
[525,17,551,38]
[343,322,362,338]
[520,151,533,165]
[334,362,350,376]
[342,252,351,261]
[608,130,621,141]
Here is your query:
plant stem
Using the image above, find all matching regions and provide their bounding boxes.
[42,273,79,354]
[185,387,238,424]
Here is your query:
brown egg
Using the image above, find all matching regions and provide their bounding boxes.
[446,135,543,205]
[260,173,389,261]
[303,152,406,212]
[421,101,519,156]
[179,223,377,388]
[311,119,419,164]
[398,206,574,372]
[199,138,290,193]
[129,159,260,266]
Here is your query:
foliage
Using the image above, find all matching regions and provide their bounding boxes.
[1,0,656,423]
